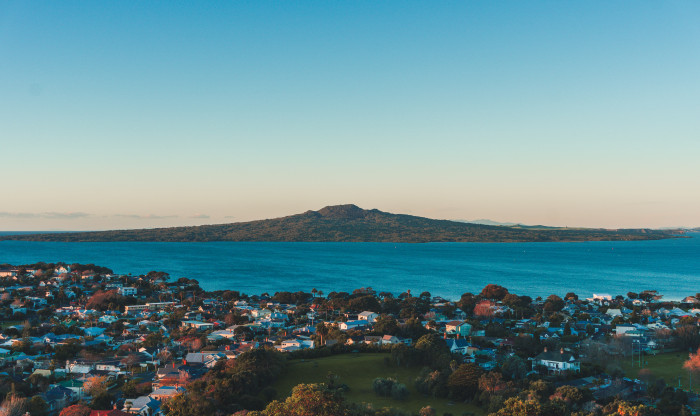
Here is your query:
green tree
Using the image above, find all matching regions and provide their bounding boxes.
[257,384,349,416]
[373,314,399,335]
[27,396,48,416]
[501,355,527,380]
[161,392,215,416]
[415,333,450,367]
[489,397,542,416]
[447,363,483,401]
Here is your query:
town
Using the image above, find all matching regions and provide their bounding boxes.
[0,262,699,416]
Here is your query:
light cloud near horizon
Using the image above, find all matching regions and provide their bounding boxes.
[0,212,187,221]
[0,211,91,219]
[112,214,179,220]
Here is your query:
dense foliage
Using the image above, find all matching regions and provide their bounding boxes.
[162,347,286,416]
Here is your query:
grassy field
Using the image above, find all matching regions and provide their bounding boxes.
[620,351,699,393]
[0,320,21,329]
[272,353,483,416]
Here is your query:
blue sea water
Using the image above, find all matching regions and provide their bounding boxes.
[0,234,698,301]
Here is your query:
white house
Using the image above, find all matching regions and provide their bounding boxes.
[181,320,215,331]
[445,338,475,355]
[123,395,161,416]
[65,360,93,374]
[119,287,138,296]
[99,315,119,324]
[339,320,368,331]
[606,309,622,318]
[381,335,400,345]
[358,311,379,323]
[534,348,580,374]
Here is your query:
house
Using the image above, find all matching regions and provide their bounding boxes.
[83,327,106,337]
[358,311,379,323]
[339,320,367,331]
[42,386,77,414]
[66,360,94,374]
[100,315,119,324]
[119,287,138,296]
[381,335,400,345]
[445,338,474,355]
[534,348,580,374]
[181,321,215,331]
[125,305,149,314]
[281,338,314,350]
[123,395,161,416]
[453,308,467,320]
[0,269,18,277]
[445,321,472,336]
[682,296,700,305]
[150,386,185,401]
[185,352,224,367]
[363,335,382,345]
[606,309,622,318]
[208,329,238,341]
[615,325,641,336]
[95,363,122,372]
[345,335,364,345]
[57,379,85,399]
[591,294,612,302]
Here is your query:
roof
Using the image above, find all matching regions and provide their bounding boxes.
[445,338,470,349]
[151,386,185,396]
[90,410,131,416]
[535,351,577,363]
[125,396,160,411]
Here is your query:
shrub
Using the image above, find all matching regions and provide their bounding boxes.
[390,382,409,401]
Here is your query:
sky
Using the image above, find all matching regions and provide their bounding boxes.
[1,1,699,231]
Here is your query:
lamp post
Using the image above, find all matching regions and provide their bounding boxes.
[632,340,642,368]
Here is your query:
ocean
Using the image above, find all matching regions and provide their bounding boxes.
[0,234,698,301]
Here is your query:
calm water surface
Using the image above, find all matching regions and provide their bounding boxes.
[0,234,698,300]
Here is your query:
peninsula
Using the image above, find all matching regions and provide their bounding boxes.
[0,204,681,243]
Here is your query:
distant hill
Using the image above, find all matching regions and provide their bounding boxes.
[459,219,564,230]
[460,219,521,227]
[0,204,682,243]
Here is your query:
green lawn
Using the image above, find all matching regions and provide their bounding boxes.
[621,351,699,393]
[0,320,21,329]
[272,353,483,416]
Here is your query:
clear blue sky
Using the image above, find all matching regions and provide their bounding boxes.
[1,1,699,230]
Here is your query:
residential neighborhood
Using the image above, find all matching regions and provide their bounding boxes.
[0,264,699,416]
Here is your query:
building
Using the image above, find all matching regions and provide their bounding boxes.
[358,311,379,323]
[119,287,138,296]
[445,321,472,336]
[339,320,367,331]
[534,348,580,374]
[181,321,215,331]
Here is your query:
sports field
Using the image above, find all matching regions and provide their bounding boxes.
[272,353,483,415]
[621,351,699,393]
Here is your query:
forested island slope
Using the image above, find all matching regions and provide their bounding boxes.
[0,204,682,243]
